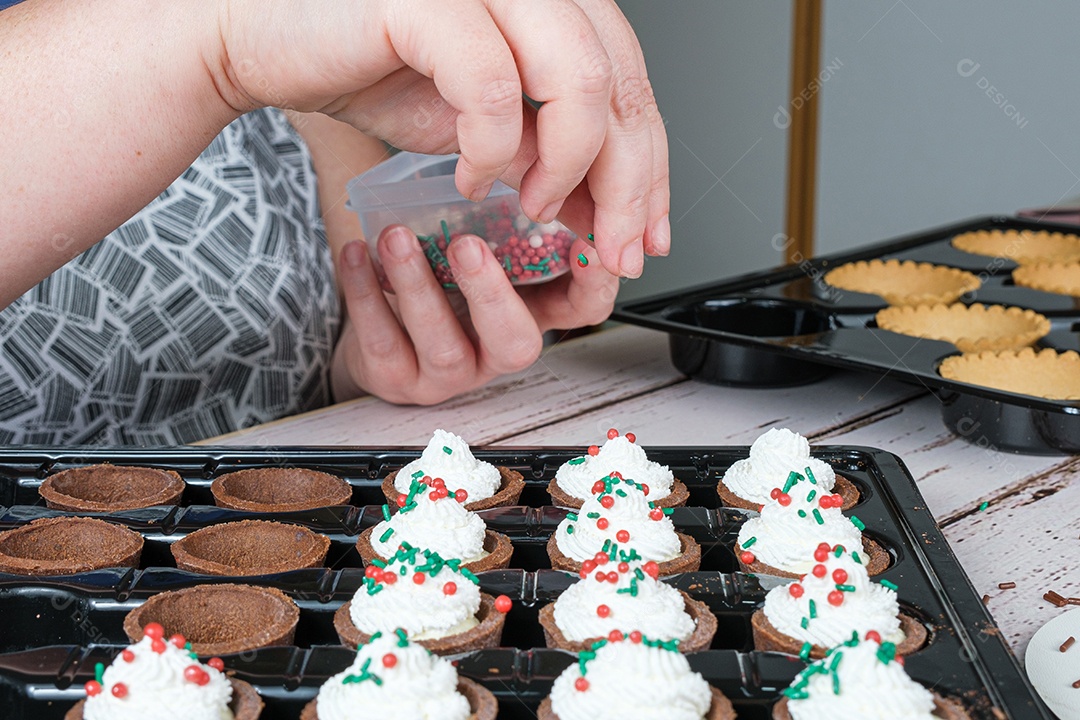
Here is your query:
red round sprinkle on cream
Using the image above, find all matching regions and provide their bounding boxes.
[597,518,609,530]
[184,665,209,686]
[629,630,643,643]
[833,569,848,584]
[640,483,648,496]
[592,480,607,495]
[169,634,186,649]
[616,529,630,543]
[455,488,468,503]
[596,604,611,618]
[365,565,380,579]
[770,488,782,500]
[649,508,663,521]
[819,495,834,509]
[777,493,791,507]
[740,551,756,564]
[817,542,832,553]
[607,428,619,439]
[599,495,615,509]
[111,683,128,699]
[382,653,397,668]
[396,494,407,508]
[207,657,225,671]
[814,546,829,562]
[582,560,596,574]
[609,630,624,642]
[606,571,618,583]
[143,623,164,640]
[588,445,600,456]
[433,478,445,489]
[382,572,397,585]
[865,630,881,643]
[789,583,804,598]
[618,562,629,573]
[625,433,636,443]
[151,639,166,654]
[575,677,590,692]
[495,595,513,613]
[828,590,845,606]
[84,681,102,697]
[594,552,609,565]
[595,571,607,582]
[121,649,135,663]
[413,572,426,585]
[643,561,660,579]
[812,564,827,578]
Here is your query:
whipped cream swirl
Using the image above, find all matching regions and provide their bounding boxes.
[723,428,836,506]
[555,479,681,563]
[350,547,481,640]
[550,635,713,720]
[736,474,863,575]
[394,429,501,502]
[83,635,233,720]
[316,631,471,720]
[553,560,695,643]
[784,637,936,719]
[764,547,902,648]
[556,435,674,502]
[370,483,488,563]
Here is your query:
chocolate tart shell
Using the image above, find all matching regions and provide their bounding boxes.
[772,693,969,719]
[751,607,929,659]
[0,517,143,576]
[538,589,717,652]
[546,531,701,575]
[739,537,891,579]
[538,686,735,720]
[547,477,690,510]
[300,677,497,720]
[717,473,860,512]
[123,583,299,655]
[382,466,525,512]
[333,592,506,654]
[171,520,330,576]
[66,677,264,720]
[39,464,184,512]
[211,467,352,512]
[355,527,513,573]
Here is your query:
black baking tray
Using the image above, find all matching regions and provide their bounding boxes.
[612,215,1080,455]
[0,446,1051,719]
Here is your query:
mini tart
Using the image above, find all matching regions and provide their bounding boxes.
[65,677,264,720]
[547,476,690,510]
[952,228,1080,265]
[39,464,184,512]
[211,467,352,512]
[823,259,981,306]
[939,348,1080,400]
[123,584,299,655]
[171,520,330,576]
[546,532,702,575]
[739,537,891,579]
[538,686,736,720]
[333,593,506,654]
[0,517,143,575]
[875,303,1050,352]
[771,693,969,720]
[382,466,525,512]
[538,590,717,653]
[300,677,498,720]
[356,526,513,573]
[751,608,928,659]
[1013,261,1080,296]
[717,473,860,512]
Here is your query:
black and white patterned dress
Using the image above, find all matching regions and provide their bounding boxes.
[0,109,341,445]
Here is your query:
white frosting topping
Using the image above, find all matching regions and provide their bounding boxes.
[83,635,233,720]
[736,475,863,575]
[549,637,713,720]
[370,485,488,564]
[763,548,903,648]
[553,560,695,644]
[785,638,936,719]
[555,435,674,501]
[349,549,481,640]
[554,480,682,564]
[394,430,502,502]
[316,631,471,720]
[723,428,836,506]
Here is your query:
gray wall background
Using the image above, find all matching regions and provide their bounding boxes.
[616,0,1080,301]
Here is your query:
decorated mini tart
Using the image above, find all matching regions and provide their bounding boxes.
[301,630,497,720]
[548,428,689,509]
[736,472,889,579]
[382,429,524,511]
[334,544,510,654]
[752,544,926,659]
[717,428,859,511]
[357,477,513,573]
[537,633,736,720]
[65,623,263,720]
[539,557,717,652]
[772,634,969,719]
[547,474,701,575]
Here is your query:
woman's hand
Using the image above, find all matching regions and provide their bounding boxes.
[219,0,668,279]
[331,227,618,405]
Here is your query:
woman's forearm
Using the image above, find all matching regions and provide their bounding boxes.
[0,0,246,307]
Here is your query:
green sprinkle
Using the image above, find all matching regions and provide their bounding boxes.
[850,516,865,531]
[834,546,845,558]
[851,552,862,565]
[812,509,824,525]
[566,513,578,521]
[442,446,452,455]
[460,568,480,585]
[797,510,807,518]
[552,251,561,263]
[399,565,407,576]
[799,642,812,661]
[806,489,817,503]
[782,471,802,494]
[602,539,611,552]
[524,263,544,271]
[577,252,589,267]
[381,504,391,522]
[879,579,898,591]
[978,501,989,512]
[741,537,757,549]
[587,512,600,519]
[587,233,595,241]
[396,628,409,647]
[615,489,627,497]
[411,470,424,479]
[805,467,818,485]
[809,599,817,619]
[440,219,452,246]
[801,617,809,629]
[836,584,856,593]
[829,651,842,671]
[832,669,841,695]
[634,567,645,581]
[568,457,586,465]
[663,508,673,516]
[503,255,512,273]
[379,528,394,543]
[371,558,387,568]
[95,662,104,685]
[566,525,574,534]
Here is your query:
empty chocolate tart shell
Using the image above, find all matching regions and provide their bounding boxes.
[0,516,143,576]
[171,520,330,576]
[211,467,352,512]
[39,464,185,512]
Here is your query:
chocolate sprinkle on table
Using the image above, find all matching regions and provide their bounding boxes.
[1045,590,1068,607]
[997,582,1016,590]
[1061,636,1076,653]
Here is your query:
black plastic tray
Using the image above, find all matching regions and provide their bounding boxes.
[612,215,1080,455]
[0,446,1051,719]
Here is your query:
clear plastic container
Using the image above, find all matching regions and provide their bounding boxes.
[347,152,575,289]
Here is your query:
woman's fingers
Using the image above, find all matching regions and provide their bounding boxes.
[519,239,618,332]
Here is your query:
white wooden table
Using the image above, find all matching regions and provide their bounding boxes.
[202,324,1080,663]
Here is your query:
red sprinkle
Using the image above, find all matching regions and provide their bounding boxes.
[455,488,468,504]
[588,445,600,456]
[382,572,397,585]
[169,634,186,649]
[618,562,630,573]
[649,508,664,521]
[382,653,398,668]
[833,569,848,585]
[629,631,643,643]
[142,623,165,641]
[607,428,619,439]
[777,493,791,507]
[814,546,830,562]
[865,630,881,643]
[207,657,225,671]
[413,572,426,585]
[365,565,381,579]
[596,518,609,530]
[812,564,827,578]
[616,529,630,543]
[495,595,513,613]
[111,683,128,699]
[739,551,756,565]
[582,560,597,574]
[606,571,618,583]
[625,433,636,443]
[84,681,102,697]
[599,495,615,509]
[828,590,845,606]
[789,583,804,598]
[592,480,607,495]
[770,488,782,500]
[640,483,649,496]
[596,604,611,618]
[184,665,210,686]
[609,630,624,642]
[595,571,607,582]
[643,561,660,579]
[575,677,590,692]
[121,650,135,663]
[396,493,407,508]
[151,639,166,654]
[594,552,609,565]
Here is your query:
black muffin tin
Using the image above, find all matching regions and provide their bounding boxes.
[613,215,1080,455]
[0,446,1051,719]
